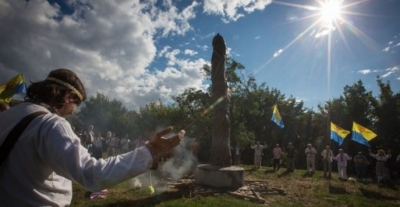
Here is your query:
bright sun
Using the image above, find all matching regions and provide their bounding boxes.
[320,0,342,25]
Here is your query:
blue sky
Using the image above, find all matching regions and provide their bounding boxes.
[0,0,399,110]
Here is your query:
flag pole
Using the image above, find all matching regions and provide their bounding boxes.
[327,109,331,187]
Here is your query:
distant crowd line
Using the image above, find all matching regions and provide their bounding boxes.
[72,125,149,159]
[232,141,400,182]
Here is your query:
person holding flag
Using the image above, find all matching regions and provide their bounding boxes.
[0,73,27,103]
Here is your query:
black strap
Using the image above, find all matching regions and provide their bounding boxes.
[0,111,47,166]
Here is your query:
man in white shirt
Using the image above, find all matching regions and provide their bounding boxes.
[0,69,185,206]
[321,145,333,178]
[93,132,104,159]
[251,141,265,169]
[333,149,352,180]
[305,143,317,175]
[120,134,131,154]
[272,144,282,171]
[86,125,95,153]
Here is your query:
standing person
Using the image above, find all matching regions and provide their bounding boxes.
[104,131,111,156]
[369,149,392,182]
[93,132,103,159]
[272,144,283,171]
[251,141,265,169]
[321,145,334,178]
[305,144,317,175]
[190,138,199,161]
[105,131,116,157]
[354,151,368,181]
[286,142,297,172]
[0,102,10,113]
[233,142,241,165]
[113,133,121,155]
[120,134,131,154]
[86,125,95,153]
[0,69,185,206]
[80,130,88,149]
[135,134,147,149]
[333,149,352,180]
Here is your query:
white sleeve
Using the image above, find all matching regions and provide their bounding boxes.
[37,119,153,192]
[369,152,378,159]
[332,154,338,160]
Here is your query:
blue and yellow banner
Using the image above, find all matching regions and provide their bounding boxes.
[351,122,377,147]
[0,73,26,103]
[330,122,350,146]
[271,105,284,128]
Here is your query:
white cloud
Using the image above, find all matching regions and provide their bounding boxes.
[357,67,399,80]
[197,45,209,51]
[381,66,399,78]
[382,35,400,52]
[158,46,171,58]
[382,47,390,52]
[357,69,380,75]
[0,0,204,110]
[273,49,283,57]
[184,49,198,56]
[203,0,272,23]
[358,69,373,75]
[315,26,336,38]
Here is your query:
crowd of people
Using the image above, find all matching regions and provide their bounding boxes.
[72,125,149,160]
[247,141,399,182]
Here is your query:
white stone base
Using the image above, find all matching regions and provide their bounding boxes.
[194,164,244,189]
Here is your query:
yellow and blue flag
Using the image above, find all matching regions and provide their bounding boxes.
[330,122,350,146]
[271,105,284,128]
[0,73,26,103]
[351,122,377,147]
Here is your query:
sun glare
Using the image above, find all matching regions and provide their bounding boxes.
[320,0,342,25]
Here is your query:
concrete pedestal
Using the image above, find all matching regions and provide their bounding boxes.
[194,164,244,190]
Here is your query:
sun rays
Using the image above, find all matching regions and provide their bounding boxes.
[318,0,343,26]
[252,0,373,98]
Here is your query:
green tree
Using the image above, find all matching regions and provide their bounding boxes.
[375,77,400,149]
[77,93,128,136]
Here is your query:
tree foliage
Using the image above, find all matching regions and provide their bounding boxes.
[68,58,399,165]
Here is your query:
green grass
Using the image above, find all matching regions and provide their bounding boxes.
[71,165,400,207]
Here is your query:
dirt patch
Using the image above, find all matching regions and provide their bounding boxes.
[157,178,287,204]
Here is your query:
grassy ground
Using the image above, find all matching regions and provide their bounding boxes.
[71,165,400,207]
